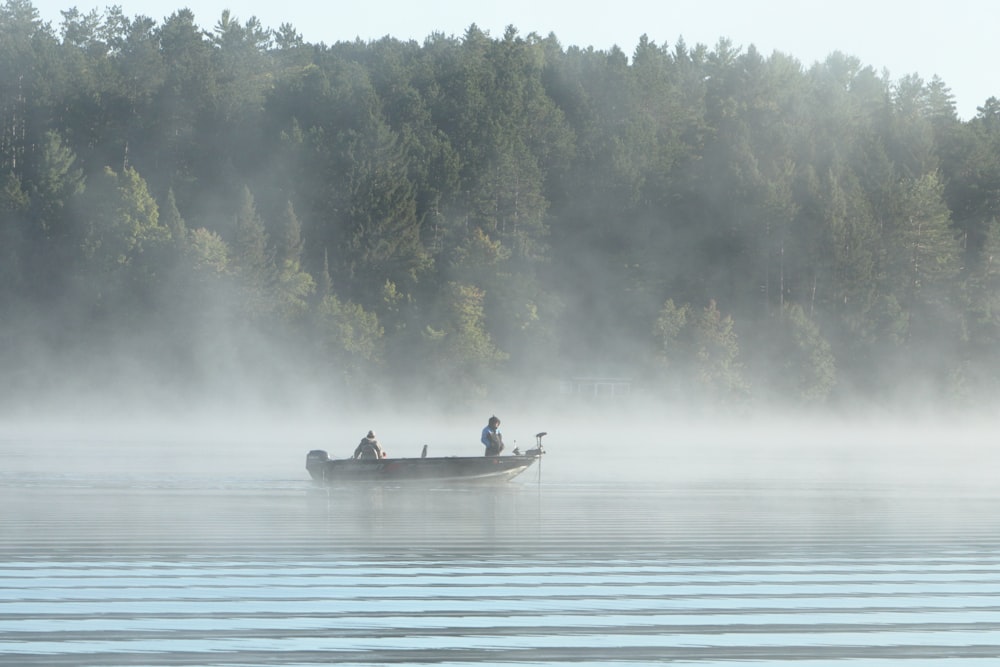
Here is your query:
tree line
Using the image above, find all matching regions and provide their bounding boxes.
[2,0,999,409]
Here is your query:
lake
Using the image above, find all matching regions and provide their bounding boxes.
[2,423,999,666]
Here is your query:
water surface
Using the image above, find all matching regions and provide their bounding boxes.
[2,434,999,665]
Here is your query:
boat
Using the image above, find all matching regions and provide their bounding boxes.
[306,432,547,485]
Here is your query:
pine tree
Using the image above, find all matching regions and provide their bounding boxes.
[340,117,428,308]
[27,130,83,239]
[274,200,303,269]
[159,187,187,250]
[231,185,272,283]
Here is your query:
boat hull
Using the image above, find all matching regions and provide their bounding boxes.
[306,450,540,485]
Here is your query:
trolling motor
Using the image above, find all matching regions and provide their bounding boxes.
[514,431,547,457]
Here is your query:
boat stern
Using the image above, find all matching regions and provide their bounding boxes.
[305,449,330,480]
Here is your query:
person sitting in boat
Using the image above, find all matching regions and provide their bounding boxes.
[481,416,505,456]
[354,431,386,459]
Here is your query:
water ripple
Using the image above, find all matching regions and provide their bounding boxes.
[2,477,1000,665]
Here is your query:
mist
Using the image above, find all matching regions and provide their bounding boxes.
[5,12,1000,666]
[2,6,1000,486]
[3,392,997,498]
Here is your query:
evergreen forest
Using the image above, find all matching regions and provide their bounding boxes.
[2,0,1000,411]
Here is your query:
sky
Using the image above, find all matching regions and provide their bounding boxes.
[29,0,998,120]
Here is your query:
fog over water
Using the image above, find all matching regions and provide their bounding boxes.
[4,401,997,488]
[3,404,998,562]
[3,405,1000,665]
[3,7,999,659]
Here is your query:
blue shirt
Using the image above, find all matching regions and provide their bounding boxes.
[481,425,500,448]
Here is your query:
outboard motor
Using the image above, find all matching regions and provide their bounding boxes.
[305,449,330,481]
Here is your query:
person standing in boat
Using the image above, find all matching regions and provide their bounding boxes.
[354,430,386,459]
[481,416,505,456]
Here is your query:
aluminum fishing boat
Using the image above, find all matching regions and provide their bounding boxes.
[306,432,546,484]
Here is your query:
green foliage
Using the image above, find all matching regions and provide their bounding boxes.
[274,200,303,267]
[159,187,187,250]
[653,298,748,402]
[185,227,229,275]
[964,219,1000,387]
[274,258,315,323]
[27,130,83,238]
[79,165,167,271]
[440,282,508,369]
[0,170,28,291]
[449,227,510,285]
[0,0,59,174]
[751,304,837,404]
[3,7,1000,406]
[653,299,689,363]
[0,169,27,213]
[883,172,961,307]
[690,300,749,400]
[419,281,508,401]
[231,185,272,283]
[337,115,430,307]
[314,292,384,382]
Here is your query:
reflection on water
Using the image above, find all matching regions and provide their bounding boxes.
[2,440,1000,665]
